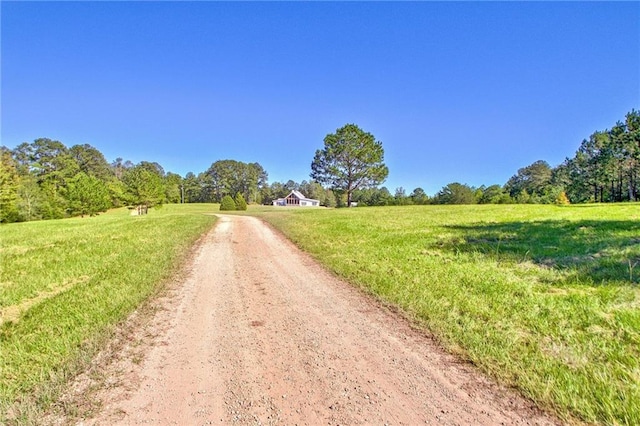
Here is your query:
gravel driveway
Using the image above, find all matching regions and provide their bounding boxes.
[64,214,556,425]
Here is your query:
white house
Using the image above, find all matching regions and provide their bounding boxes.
[273,190,320,207]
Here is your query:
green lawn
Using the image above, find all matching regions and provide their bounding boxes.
[257,203,640,425]
[0,204,218,423]
[2,202,638,424]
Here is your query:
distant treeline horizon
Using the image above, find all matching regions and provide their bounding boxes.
[1,109,638,223]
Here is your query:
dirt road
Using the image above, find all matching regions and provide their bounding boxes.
[74,214,555,425]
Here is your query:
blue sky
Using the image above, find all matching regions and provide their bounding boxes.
[2,1,638,195]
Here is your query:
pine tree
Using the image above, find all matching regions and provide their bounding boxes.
[220,195,236,211]
[235,193,247,210]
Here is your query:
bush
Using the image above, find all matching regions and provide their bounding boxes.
[235,193,247,211]
[555,191,571,205]
[219,195,236,211]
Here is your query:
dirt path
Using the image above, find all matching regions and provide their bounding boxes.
[69,214,556,425]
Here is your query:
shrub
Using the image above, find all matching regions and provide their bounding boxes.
[219,195,236,211]
[235,193,247,211]
[555,191,570,205]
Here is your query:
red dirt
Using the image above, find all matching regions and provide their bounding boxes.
[58,214,558,425]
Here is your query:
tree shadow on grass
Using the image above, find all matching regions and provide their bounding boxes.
[437,220,640,285]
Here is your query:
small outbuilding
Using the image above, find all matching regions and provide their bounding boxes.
[273,190,320,207]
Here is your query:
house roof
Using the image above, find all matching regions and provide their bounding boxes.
[286,190,319,203]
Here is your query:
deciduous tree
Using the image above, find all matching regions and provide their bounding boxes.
[394,187,412,205]
[410,187,429,205]
[122,163,165,211]
[505,160,553,199]
[299,180,325,202]
[478,184,512,204]
[433,182,476,204]
[0,147,20,222]
[17,175,43,221]
[164,172,183,203]
[205,160,267,203]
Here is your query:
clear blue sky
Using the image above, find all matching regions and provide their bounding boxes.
[2,1,638,195]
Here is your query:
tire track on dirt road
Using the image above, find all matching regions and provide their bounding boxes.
[76,214,557,425]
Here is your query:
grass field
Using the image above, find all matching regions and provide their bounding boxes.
[0,204,218,422]
[2,203,639,424]
[258,203,640,425]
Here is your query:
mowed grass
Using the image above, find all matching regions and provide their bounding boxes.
[0,204,218,422]
[258,204,640,425]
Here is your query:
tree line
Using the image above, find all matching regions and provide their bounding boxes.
[0,136,347,222]
[1,109,637,222]
[312,110,639,207]
[384,109,639,206]
[0,139,275,223]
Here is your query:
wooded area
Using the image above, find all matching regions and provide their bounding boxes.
[0,142,273,223]
[0,110,637,222]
